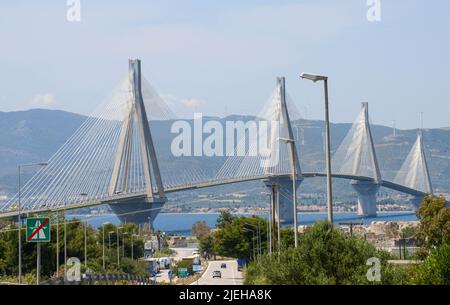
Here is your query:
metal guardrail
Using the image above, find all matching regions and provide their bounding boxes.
[41,273,157,285]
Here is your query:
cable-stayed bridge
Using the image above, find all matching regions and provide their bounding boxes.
[0,59,438,225]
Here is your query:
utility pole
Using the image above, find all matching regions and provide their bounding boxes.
[102,224,106,270]
[339,221,362,237]
[277,185,281,253]
[17,162,47,284]
[36,243,41,285]
[117,227,120,266]
[64,199,67,281]
[84,221,87,268]
[300,73,333,224]
[56,212,59,276]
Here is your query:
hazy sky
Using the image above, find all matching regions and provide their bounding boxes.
[1,0,449,128]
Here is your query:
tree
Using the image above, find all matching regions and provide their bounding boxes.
[216,210,236,229]
[245,221,394,285]
[410,243,450,284]
[171,259,194,275]
[198,235,214,259]
[400,226,417,239]
[416,195,450,253]
[191,221,211,240]
[212,215,267,261]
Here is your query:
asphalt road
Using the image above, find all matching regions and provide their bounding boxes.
[193,260,244,285]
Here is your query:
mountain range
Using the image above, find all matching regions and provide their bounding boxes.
[0,109,449,201]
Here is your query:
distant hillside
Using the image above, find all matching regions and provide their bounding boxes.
[0,109,449,199]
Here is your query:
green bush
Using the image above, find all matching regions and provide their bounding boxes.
[171,259,193,276]
[410,243,450,285]
[245,221,400,285]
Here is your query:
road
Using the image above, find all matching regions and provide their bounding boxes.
[193,260,243,285]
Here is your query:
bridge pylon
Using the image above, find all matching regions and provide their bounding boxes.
[394,130,433,209]
[264,77,302,224]
[108,59,167,227]
[333,102,381,216]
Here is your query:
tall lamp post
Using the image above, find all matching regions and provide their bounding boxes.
[84,221,88,269]
[242,227,256,261]
[122,231,129,257]
[63,192,88,277]
[300,73,334,224]
[244,223,261,263]
[131,234,138,260]
[17,162,48,284]
[108,231,114,251]
[279,137,299,247]
[102,222,109,270]
[117,227,122,266]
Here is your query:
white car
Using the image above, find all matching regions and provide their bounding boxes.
[212,271,222,278]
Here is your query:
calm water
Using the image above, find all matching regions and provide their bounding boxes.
[71,211,418,236]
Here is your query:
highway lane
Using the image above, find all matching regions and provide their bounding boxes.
[194,260,243,285]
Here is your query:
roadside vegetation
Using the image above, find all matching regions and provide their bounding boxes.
[0,219,149,283]
[194,195,449,285]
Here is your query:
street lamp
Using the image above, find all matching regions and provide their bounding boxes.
[242,227,256,261]
[63,192,88,276]
[17,162,48,284]
[264,193,272,255]
[56,212,60,276]
[279,137,299,248]
[102,222,109,270]
[117,227,122,266]
[131,234,139,260]
[300,72,334,224]
[84,221,88,269]
[122,231,129,257]
[244,223,261,263]
[108,231,114,251]
[63,199,67,281]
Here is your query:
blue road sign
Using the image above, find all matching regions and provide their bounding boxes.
[193,264,202,272]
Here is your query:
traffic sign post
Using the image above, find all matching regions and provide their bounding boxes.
[178,267,188,278]
[168,270,173,283]
[193,264,202,273]
[26,217,51,285]
[178,267,188,285]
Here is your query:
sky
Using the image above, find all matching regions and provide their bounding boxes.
[0,0,449,129]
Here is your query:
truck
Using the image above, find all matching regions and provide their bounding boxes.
[158,257,172,269]
[144,258,160,275]
[237,258,246,271]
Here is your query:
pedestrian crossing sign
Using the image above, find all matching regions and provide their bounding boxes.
[26,217,51,243]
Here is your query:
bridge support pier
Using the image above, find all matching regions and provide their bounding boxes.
[264,177,301,225]
[108,197,166,229]
[351,180,379,217]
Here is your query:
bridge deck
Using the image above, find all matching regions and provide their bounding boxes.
[0,173,432,219]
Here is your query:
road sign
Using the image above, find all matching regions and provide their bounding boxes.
[178,267,188,278]
[26,217,51,242]
[193,264,202,272]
